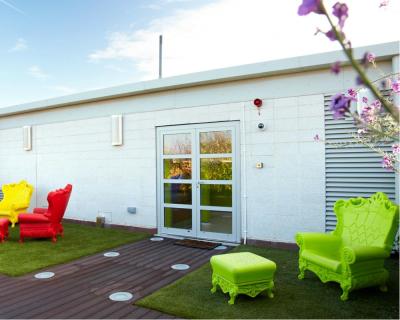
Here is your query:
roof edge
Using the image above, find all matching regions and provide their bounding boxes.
[1,41,399,118]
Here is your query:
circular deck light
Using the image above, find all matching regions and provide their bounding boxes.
[214,245,228,250]
[150,237,164,241]
[104,252,120,257]
[171,264,190,271]
[109,292,133,302]
[34,272,55,279]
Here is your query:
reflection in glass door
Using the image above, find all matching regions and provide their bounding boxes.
[198,130,234,240]
[160,131,195,237]
[157,122,239,242]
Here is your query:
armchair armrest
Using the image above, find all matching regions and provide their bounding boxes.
[342,246,389,264]
[18,213,50,223]
[12,203,29,210]
[33,208,48,214]
[296,232,342,252]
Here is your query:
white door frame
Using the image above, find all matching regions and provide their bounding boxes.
[156,121,241,243]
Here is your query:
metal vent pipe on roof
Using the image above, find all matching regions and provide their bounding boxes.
[159,34,163,79]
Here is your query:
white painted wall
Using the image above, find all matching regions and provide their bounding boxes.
[0,94,324,243]
[0,61,392,243]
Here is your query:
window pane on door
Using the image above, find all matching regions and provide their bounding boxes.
[163,133,191,155]
[164,159,192,179]
[200,184,232,207]
[164,183,192,205]
[200,210,232,234]
[164,208,192,229]
[200,131,232,154]
[200,158,232,180]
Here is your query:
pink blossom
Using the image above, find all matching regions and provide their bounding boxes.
[313,134,320,141]
[392,144,400,154]
[360,101,381,124]
[361,52,376,66]
[347,88,357,98]
[331,61,341,74]
[392,80,400,93]
[362,96,368,103]
[371,100,382,110]
[367,52,376,63]
[382,155,394,171]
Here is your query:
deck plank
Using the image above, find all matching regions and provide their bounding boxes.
[0,238,228,319]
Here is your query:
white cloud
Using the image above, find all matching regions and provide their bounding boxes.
[143,0,193,10]
[90,0,400,80]
[105,64,128,73]
[0,0,25,15]
[28,65,49,79]
[10,38,27,52]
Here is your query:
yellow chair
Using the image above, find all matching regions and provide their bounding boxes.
[0,180,34,227]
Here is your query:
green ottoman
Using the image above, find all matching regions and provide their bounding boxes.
[210,252,277,304]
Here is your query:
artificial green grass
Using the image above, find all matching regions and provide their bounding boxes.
[136,245,399,319]
[0,222,149,276]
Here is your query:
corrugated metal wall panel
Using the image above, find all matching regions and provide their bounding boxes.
[324,93,396,232]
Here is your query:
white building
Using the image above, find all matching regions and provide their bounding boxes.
[0,42,398,245]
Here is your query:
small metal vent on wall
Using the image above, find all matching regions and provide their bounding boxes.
[324,91,396,232]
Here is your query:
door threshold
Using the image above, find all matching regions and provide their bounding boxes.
[154,233,239,247]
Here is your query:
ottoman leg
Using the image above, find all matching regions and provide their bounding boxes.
[228,290,237,305]
[211,279,217,294]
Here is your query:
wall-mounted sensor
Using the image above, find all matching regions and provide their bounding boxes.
[256,162,264,169]
[258,123,265,131]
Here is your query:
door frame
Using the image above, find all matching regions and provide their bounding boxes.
[156,121,241,243]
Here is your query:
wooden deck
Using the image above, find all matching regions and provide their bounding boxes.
[0,238,228,319]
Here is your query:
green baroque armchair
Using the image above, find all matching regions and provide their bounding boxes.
[296,192,399,301]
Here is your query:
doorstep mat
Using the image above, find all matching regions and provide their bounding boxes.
[174,239,221,250]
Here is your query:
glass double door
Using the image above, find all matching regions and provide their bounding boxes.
[157,122,239,242]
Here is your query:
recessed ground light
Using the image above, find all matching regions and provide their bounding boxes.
[104,252,120,257]
[109,292,133,302]
[150,237,164,241]
[214,245,228,250]
[171,264,190,270]
[34,272,55,279]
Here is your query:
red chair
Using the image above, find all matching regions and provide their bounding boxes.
[18,184,72,243]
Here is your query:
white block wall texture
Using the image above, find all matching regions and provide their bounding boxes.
[0,94,324,243]
[0,43,398,244]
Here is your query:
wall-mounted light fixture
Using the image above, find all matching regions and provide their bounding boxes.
[22,126,32,151]
[111,115,123,146]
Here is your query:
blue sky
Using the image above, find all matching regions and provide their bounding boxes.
[1,0,399,107]
[1,0,210,107]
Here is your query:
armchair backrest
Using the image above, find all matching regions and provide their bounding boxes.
[0,180,33,209]
[333,192,399,250]
[45,184,72,224]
